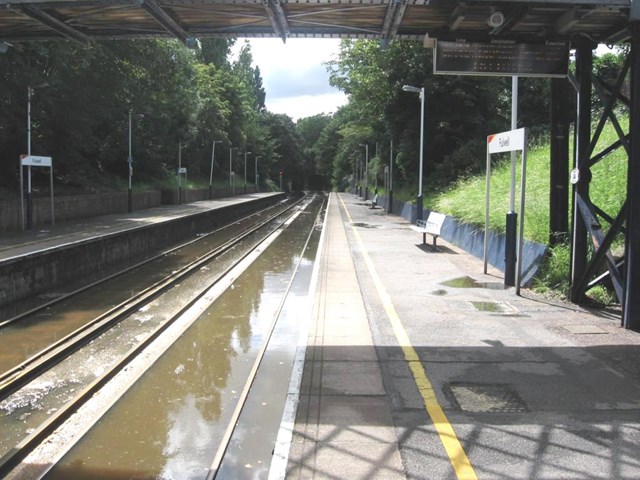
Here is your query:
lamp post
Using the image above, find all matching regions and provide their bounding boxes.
[403,84,425,221]
[25,82,48,230]
[244,151,251,194]
[127,110,144,212]
[229,145,238,196]
[209,139,222,200]
[255,155,261,193]
[359,143,368,200]
[388,140,394,214]
[178,140,183,204]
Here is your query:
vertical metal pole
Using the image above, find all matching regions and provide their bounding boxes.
[509,77,518,211]
[244,152,247,194]
[50,165,54,225]
[374,142,378,194]
[388,140,394,214]
[229,145,233,196]
[624,23,640,331]
[209,140,216,200]
[26,86,32,230]
[417,87,425,221]
[516,129,529,295]
[549,77,570,245]
[19,158,24,230]
[570,41,593,303]
[484,143,491,274]
[128,110,133,213]
[364,145,369,200]
[178,141,182,204]
[505,77,519,286]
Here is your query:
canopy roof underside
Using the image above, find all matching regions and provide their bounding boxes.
[0,0,635,46]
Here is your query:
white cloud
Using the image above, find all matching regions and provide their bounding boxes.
[268,92,348,121]
[231,38,348,120]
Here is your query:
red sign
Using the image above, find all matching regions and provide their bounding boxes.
[279,170,284,176]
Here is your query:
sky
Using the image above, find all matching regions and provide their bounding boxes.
[231,38,348,122]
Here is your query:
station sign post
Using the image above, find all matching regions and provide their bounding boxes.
[19,155,54,230]
[485,128,528,294]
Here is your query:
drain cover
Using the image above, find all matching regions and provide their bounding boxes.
[447,383,527,413]
[469,301,514,313]
[561,325,608,334]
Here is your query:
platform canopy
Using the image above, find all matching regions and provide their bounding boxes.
[0,0,634,46]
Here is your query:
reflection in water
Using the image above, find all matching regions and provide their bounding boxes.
[161,395,215,480]
[45,195,325,480]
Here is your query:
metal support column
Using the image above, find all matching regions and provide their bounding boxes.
[624,22,640,331]
[570,41,593,303]
[549,77,570,245]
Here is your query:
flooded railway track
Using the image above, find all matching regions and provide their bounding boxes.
[0,196,302,389]
[0,193,326,478]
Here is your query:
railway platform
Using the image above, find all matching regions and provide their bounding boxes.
[273,192,640,480]
[0,192,284,312]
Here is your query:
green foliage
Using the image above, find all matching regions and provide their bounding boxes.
[0,38,287,195]
[532,242,571,297]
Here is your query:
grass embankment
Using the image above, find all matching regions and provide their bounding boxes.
[427,117,627,299]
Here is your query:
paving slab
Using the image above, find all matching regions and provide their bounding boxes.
[278,192,640,479]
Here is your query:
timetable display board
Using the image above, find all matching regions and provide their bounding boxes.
[435,41,569,77]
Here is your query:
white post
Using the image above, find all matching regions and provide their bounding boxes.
[510,76,518,211]
[484,143,491,274]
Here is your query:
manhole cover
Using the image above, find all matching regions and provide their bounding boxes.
[561,325,608,334]
[447,383,527,413]
[469,301,514,313]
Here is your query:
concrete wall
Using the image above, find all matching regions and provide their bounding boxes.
[0,191,162,233]
[160,186,256,205]
[1,187,260,233]
[0,193,285,307]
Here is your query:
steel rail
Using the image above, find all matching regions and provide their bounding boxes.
[0,196,304,400]
[207,194,327,479]
[0,194,307,478]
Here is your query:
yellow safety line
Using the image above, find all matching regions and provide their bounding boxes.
[337,193,478,480]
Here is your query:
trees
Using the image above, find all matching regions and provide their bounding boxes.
[0,38,283,196]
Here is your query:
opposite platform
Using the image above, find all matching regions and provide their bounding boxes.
[0,193,284,312]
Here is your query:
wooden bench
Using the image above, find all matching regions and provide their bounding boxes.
[411,211,446,249]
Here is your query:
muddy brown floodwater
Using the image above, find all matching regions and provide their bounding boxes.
[43,194,325,480]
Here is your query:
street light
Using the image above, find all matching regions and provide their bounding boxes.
[229,145,238,196]
[402,84,425,221]
[209,139,222,200]
[128,110,144,213]
[255,156,261,193]
[359,143,368,200]
[24,82,49,230]
[244,151,252,194]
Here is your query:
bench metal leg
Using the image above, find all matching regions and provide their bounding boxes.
[423,233,426,245]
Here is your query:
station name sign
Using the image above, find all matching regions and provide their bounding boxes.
[435,41,569,77]
[487,128,526,154]
[21,155,52,167]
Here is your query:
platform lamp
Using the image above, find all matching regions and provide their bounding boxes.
[127,109,144,212]
[209,139,222,200]
[244,151,251,194]
[359,143,368,201]
[402,84,425,221]
[25,81,49,230]
[229,145,238,196]
[255,155,261,193]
